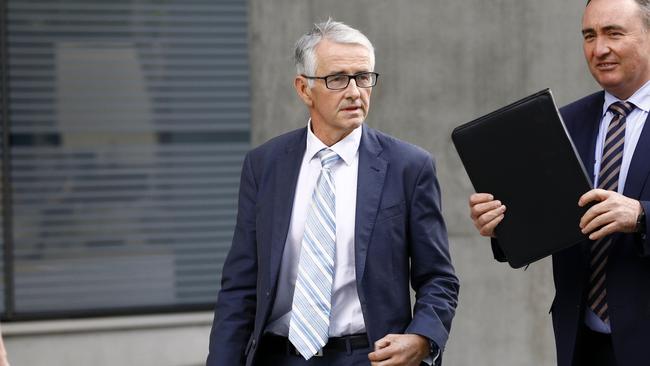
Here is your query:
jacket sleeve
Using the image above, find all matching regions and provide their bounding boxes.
[206,153,258,366]
[404,156,459,354]
[491,238,508,262]
[636,200,650,257]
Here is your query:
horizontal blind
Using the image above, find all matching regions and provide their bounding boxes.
[0,72,5,314]
[7,0,249,315]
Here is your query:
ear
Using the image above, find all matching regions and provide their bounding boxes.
[294,75,313,107]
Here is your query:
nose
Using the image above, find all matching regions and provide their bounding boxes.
[343,77,361,99]
[593,37,611,58]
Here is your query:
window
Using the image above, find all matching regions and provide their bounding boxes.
[1,0,249,318]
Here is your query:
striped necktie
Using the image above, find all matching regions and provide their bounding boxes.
[587,100,635,324]
[288,148,340,359]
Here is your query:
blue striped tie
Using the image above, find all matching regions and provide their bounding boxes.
[588,101,635,324]
[288,148,340,359]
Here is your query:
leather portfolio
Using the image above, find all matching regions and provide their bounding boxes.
[451,89,593,268]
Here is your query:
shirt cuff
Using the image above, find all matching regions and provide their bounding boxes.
[422,341,440,365]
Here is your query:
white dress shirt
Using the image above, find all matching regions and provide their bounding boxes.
[265,121,366,337]
[585,80,650,333]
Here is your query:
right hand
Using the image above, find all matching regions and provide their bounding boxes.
[469,193,506,237]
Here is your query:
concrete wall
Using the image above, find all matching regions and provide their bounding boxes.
[3,313,213,366]
[249,1,598,365]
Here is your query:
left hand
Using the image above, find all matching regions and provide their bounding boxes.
[579,188,642,240]
[368,333,429,366]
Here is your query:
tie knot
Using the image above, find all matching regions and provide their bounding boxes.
[317,148,340,169]
[609,101,635,117]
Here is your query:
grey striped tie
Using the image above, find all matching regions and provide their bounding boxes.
[587,101,635,324]
[288,148,340,359]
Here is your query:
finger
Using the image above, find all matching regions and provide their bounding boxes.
[579,188,609,207]
[471,200,503,219]
[475,204,506,227]
[374,337,391,350]
[580,199,610,229]
[587,221,618,241]
[580,206,598,230]
[368,344,396,362]
[581,210,615,235]
[480,213,504,237]
[368,350,383,364]
[469,193,494,206]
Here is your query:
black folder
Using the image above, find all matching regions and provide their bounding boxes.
[451,89,592,268]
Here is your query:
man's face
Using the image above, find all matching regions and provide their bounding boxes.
[296,39,373,145]
[582,0,650,99]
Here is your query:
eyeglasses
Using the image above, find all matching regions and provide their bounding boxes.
[301,72,379,90]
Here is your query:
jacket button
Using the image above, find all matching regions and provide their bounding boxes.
[266,291,270,297]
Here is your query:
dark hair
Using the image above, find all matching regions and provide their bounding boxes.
[587,0,650,28]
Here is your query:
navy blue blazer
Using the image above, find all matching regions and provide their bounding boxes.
[493,91,650,366]
[207,125,459,366]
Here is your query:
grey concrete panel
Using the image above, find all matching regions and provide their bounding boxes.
[446,235,555,365]
[4,318,212,366]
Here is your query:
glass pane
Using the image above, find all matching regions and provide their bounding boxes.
[0,74,5,315]
[7,0,249,315]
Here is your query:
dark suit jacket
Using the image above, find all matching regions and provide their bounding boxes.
[493,91,650,366]
[206,125,459,366]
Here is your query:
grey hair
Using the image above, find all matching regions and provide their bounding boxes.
[587,0,650,29]
[294,18,375,84]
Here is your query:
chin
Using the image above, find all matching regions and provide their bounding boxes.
[597,79,624,93]
[347,119,364,129]
[337,115,363,127]
[592,71,621,86]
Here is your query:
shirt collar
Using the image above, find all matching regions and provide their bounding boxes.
[603,79,650,116]
[305,119,362,166]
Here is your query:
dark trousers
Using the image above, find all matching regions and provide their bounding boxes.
[573,325,617,366]
[254,335,372,366]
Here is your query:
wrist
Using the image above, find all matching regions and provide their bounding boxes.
[410,334,432,358]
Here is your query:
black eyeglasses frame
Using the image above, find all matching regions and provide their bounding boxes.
[300,72,380,90]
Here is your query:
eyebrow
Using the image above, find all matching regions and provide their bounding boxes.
[582,24,626,35]
[324,69,370,76]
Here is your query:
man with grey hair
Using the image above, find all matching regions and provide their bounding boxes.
[469,0,650,365]
[207,19,458,366]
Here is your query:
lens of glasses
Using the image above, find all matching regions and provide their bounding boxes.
[325,75,350,89]
[355,73,375,87]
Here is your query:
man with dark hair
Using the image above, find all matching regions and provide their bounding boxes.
[207,19,459,366]
[469,0,650,365]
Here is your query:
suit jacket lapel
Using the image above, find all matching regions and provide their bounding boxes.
[354,126,387,287]
[574,93,604,183]
[573,93,604,264]
[623,112,650,199]
[269,129,307,289]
